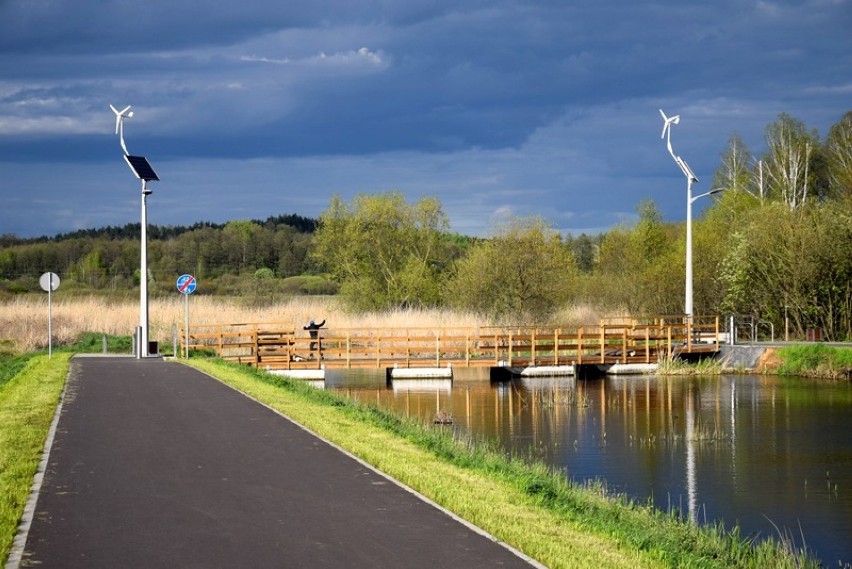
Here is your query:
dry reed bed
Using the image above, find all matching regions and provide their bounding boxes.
[1,295,608,353]
[1,296,492,353]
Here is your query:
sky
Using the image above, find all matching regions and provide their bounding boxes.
[1,1,850,239]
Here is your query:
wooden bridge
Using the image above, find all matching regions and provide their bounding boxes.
[180,316,721,373]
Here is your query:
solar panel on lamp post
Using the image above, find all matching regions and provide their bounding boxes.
[112,105,159,358]
[125,156,159,358]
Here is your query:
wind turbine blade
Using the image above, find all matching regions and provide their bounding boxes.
[110,104,119,115]
[659,108,675,138]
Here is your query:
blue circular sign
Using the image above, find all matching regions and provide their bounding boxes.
[176,274,196,295]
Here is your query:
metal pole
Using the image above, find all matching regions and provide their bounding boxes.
[685,176,693,321]
[184,293,190,359]
[47,285,52,359]
[139,179,150,358]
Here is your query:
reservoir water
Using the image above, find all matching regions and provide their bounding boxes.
[324,370,852,566]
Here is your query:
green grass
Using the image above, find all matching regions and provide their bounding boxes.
[0,353,71,564]
[186,358,819,568]
[777,344,852,379]
[657,356,724,376]
[73,332,134,354]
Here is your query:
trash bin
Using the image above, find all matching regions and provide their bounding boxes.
[148,341,159,355]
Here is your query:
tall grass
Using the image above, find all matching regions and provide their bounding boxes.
[657,355,724,376]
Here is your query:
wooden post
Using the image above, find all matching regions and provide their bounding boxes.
[622,327,627,364]
[645,326,650,364]
[554,329,559,366]
[508,332,513,367]
[435,332,440,367]
[600,326,605,364]
[578,327,584,364]
[686,316,693,353]
[667,326,672,361]
[531,329,536,366]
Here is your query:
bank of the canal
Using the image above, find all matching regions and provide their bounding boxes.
[187,359,821,569]
[720,343,852,378]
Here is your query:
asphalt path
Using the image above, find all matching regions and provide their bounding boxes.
[15,356,536,568]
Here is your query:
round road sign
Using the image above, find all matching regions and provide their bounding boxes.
[39,272,60,292]
[176,274,197,295]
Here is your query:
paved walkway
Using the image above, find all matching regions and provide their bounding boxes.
[14,356,536,568]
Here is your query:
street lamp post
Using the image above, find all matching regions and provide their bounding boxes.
[660,109,700,323]
[140,179,152,357]
[686,187,724,318]
[111,105,160,358]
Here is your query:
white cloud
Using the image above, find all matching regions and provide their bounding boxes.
[240,47,387,68]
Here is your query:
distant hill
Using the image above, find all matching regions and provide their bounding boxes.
[0,213,318,246]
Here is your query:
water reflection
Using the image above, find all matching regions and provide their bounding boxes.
[324,369,852,566]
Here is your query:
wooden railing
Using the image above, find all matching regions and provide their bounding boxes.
[179,316,720,371]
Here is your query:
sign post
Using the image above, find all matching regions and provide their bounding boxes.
[39,272,60,358]
[176,274,196,358]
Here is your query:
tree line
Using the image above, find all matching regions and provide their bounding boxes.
[2,111,850,339]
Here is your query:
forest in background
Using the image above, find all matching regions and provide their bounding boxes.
[2,111,850,340]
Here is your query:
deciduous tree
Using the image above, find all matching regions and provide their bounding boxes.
[446,217,576,322]
[312,191,451,311]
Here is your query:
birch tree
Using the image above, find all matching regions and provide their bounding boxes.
[712,134,754,196]
[824,111,852,198]
[761,113,819,209]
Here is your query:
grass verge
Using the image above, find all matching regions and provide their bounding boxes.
[776,344,852,380]
[0,353,71,564]
[186,358,818,569]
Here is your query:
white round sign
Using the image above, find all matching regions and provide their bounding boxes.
[39,272,60,292]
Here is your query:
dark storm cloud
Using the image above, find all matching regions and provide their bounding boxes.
[0,0,849,237]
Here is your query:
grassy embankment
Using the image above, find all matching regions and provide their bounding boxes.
[186,358,817,569]
[0,352,70,564]
[775,344,852,380]
[660,345,852,379]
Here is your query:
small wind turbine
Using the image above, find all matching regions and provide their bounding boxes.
[660,108,697,182]
[110,104,133,155]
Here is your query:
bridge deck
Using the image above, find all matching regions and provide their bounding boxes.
[181,317,720,371]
